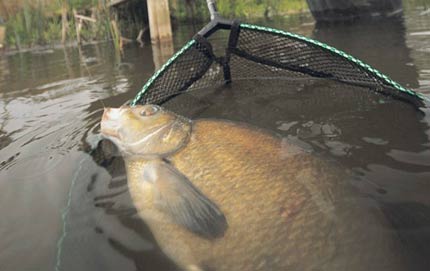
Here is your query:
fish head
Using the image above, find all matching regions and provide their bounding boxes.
[100,105,192,157]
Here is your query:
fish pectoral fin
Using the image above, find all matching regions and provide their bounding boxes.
[142,160,228,239]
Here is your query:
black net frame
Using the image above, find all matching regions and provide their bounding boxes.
[130,21,429,109]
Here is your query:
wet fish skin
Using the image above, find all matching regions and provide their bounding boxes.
[101,105,406,271]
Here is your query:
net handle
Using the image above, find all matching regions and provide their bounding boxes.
[199,0,235,38]
[206,0,220,20]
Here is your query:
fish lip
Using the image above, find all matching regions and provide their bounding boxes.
[100,124,119,139]
[100,108,121,140]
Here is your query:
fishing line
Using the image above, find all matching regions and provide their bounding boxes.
[54,150,93,271]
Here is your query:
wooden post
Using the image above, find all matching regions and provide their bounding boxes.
[146,0,160,43]
[61,3,68,44]
[146,0,173,43]
[73,9,82,44]
[0,26,5,49]
[156,0,173,42]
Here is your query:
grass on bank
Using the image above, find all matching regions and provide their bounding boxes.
[0,0,309,49]
[170,0,307,22]
[0,0,114,49]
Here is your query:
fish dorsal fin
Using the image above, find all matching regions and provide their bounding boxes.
[142,160,228,239]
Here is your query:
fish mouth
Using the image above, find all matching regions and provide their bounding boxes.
[100,108,121,140]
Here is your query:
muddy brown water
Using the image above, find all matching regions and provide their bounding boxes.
[1,5,430,271]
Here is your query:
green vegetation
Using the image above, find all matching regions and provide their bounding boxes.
[169,0,308,22]
[0,0,309,49]
[0,0,117,49]
[217,0,307,18]
[5,2,63,48]
[403,0,429,10]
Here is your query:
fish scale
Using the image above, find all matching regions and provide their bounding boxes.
[101,106,407,271]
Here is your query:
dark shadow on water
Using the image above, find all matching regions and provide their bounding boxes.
[312,17,419,89]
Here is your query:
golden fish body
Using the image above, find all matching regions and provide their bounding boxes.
[101,105,404,271]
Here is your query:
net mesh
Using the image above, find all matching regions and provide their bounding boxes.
[131,23,428,108]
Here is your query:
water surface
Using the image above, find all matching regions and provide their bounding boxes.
[1,4,430,271]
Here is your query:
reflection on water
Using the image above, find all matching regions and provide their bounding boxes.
[312,17,419,89]
[405,6,430,95]
[0,3,430,271]
[0,44,157,271]
[151,37,175,70]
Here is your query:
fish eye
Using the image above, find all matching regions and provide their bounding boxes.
[140,105,159,117]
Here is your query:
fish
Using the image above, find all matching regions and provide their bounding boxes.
[100,104,406,271]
